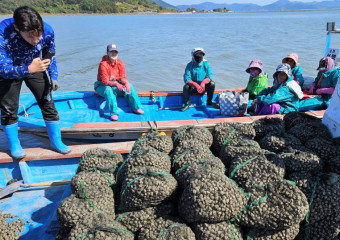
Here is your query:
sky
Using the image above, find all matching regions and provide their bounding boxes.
[164,0,325,6]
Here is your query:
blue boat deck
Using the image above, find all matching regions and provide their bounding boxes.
[0,141,134,239]
[0,184,71,240]
[17,91,223,129]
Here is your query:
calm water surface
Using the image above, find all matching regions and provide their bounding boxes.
[1,10,340,149]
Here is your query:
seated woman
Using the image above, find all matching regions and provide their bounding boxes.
[252,63,303,115]
[244,59,268,100]
[299,57,340,111]
[94,44,144,121]
[281,53,304,86]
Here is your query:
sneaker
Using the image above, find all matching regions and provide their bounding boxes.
[180,105,189,112]
[110,115,118,121]
[133,109,144,114]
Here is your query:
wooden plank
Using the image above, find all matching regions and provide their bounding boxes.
[0,180,23,199]
[0,141,134,164]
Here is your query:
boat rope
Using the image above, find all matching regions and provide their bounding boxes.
[19,104,34,117]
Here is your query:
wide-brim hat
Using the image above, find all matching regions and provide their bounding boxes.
[282,53,299,66]
[246,59,263,73]
[273,63,292,80]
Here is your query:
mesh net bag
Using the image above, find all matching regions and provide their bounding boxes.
[245,223,300,240]
[115,203,175,233]
[170,147,214,173]
[276,150,322,175]
[116,148,171,183]
[67,215,134,240]
[118,167,177,212]
[77,148,123,173]
[174,157,225,188]
[171,125,213,149]
[283,112,322,131]
[130,129,173,154]
[219,138,264,169]
[235,181,309,230]
[307,173,340,225]
[57,184,115,229]
[258,132,302,153]
[179,170,248,223]
[212,122,256,156]
[252,117,285,141]
[287,121,332,144]
[70,169,116,194]
[192,221,244,240]
[304,137,340,161]
[228,154,285,191]
[138,216,195,240]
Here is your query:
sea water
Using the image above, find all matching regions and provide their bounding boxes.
[1,10,340,150]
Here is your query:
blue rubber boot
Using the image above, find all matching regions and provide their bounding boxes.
[2,123,26,160]
[45,121,71,154]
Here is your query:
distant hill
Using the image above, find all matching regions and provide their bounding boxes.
[0,0,162,14]
[149,0,178,10]
[176,0,340,11]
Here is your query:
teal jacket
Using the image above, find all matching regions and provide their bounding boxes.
[292,65,304,86]
[257,77,304,113]
[313,67,340,103]
[184,60,213,84]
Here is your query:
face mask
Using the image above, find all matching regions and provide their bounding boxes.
[249,69,260,78]
[194,53,203,63]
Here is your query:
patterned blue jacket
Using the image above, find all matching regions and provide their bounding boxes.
[0,18,57,80]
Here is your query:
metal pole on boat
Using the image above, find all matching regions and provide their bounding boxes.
[157,104,205,111]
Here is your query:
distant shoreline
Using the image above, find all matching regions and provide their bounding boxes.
[0,8,339,17]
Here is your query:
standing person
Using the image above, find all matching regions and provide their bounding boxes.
[181,48,215,112]
[0,6,70,159]
[299,57,340,111]
[94,43,144,121]
[253,63,303,115]
[244,59,268,100]
[281,53,304,86]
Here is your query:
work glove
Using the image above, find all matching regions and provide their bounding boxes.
[188,80,204,94]
[308,83,316,95]
[316,87,334,95]
[200,78,211,92]
[108,81,124,91]
[51,80,59,91]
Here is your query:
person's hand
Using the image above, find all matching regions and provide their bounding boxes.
[125,82,131,93]
[251,99,257,107]
[108,81,124,91]
[188,80,204,94]
[28,58,50,74]
[51,80,59,91]
[308,83,316,95]
[200,78,210,92]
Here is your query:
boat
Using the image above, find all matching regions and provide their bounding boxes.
[13,88,327,145]
[0,22,338,240]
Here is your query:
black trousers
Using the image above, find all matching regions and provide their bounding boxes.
[0,72,59,125]
[183,81,215,105]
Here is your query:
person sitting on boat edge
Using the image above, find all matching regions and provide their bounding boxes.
[298,57,340,111]
[0,6,71,159]
[94,44,144,121]
[181,48,215,112]
[281,53,304,86]
[252,63,303,115]
[244,59,268,100]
